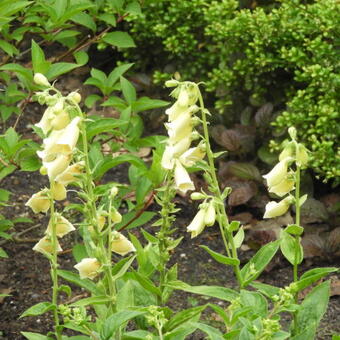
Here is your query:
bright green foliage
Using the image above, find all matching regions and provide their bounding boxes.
[130,0,340,183]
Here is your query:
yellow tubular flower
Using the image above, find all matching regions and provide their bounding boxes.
[74,258,101,280]
[55,161,84,186]
[51,181,67,200]
[111,231,136,256]
[44,153,72,180]
[25,189,50,213]
[33,236,62,254]
[187,208,206,238]
[204,201,216,227]
[45,214,75,238]
[179,144,206,167]
[263,197,293,219]
[263,158,290,188]
[174,160,195,194]
[269,177,295,197]
[35,107,56,135]
[51,110,70,130]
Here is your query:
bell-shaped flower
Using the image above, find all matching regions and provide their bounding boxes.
[51,110,70,130]
[46,214,75,238]
[97,214,106,231]
[279,141,295,162]
[171,137,192,158]
[111,209,122,223]
[263,196,294,219]
[166,102,188,121]
[174,160,195,194]
[25,189,50,213]
[187,208,206,238]
[111,231,136,256]
[34,73,50,87]
[33,236,62,254]
[166,111,192,143]
[35,107,56,135]
[55,161,84,186]
[44,153,72,180]
[55,116,81,152]
[74,258,101,280]
[179,143,206,167]
[263,158,290,188]
[161,145,175,170]
[37,129,66,161]
[269,176,295,197]
[296,144,309,167]
[204,201,216,227]
[51,181,67,201]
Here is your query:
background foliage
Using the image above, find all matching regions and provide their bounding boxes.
[129,0,340,184]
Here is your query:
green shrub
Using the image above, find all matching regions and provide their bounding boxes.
[129,0,340,184]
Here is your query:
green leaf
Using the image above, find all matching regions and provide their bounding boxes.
[108,63,134,87]
[280,230,303,266]
[100,310,144,340]
[20,302,54,318]
[233,227,244,248]
[20,155,41,171]
[122,330,153,340]
[131,271,161,297]
[116,280,134,311]
[285,224,304,236]
[73,50,89,66]
[31,40,50,74]
[103,31,136,48]
[71,12,96,31]
[167,280,238,302]
[84,94,101,108]
[97,13,116,26]
[294,280,330,337]
[0,39,19,56]
[296,267,338,292]
[0,164,16,180]
[164,305,206,332]
[57,270,98,294]
[94,154,147,180]
[240,290,268,317]
[228,220,240,232]
[189,322,224,340]
[0,247,8,258]
[120,76,136,104]
[250,281,280,299]
[21,332,51,340]
[200,245,240,266]
[112,255,136,281]
[131,97,169,113]
[240,240,280,287]
[0,188,11,202]
[70,296,112,307]
[46,62,79,80]
[72,243,88,263]
[86,118,126,140]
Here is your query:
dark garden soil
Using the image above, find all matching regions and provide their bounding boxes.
[0,73,339,340]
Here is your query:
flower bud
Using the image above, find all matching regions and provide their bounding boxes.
[204,201,216,227]
[97,214,106,231]
[111,231,136,255]
[279,141,295,162]
[74,258,101,280]
[296,144,309,167]
[110,186,119,198]
[40,166,47,176]
[33,236,62,254]
[190,192,205,200]
[68,92,81,104]
[25,189,50,213]
[288,127,297,140]
[34,73,50,87]
[46,214,75,238]
[165,80,178,87]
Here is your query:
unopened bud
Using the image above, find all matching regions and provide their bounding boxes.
[288,127,297,140]
[68,92,81,104]
[165,80,178,88]
[110,186,119,198]
[190,192,205,200]
[40,166,47,175]
[34,73,50,87]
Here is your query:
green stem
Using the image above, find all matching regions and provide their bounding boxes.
[49,182,62,340]
[293,165,301,283]
[158,173,176,304]
[196,85,242,288]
